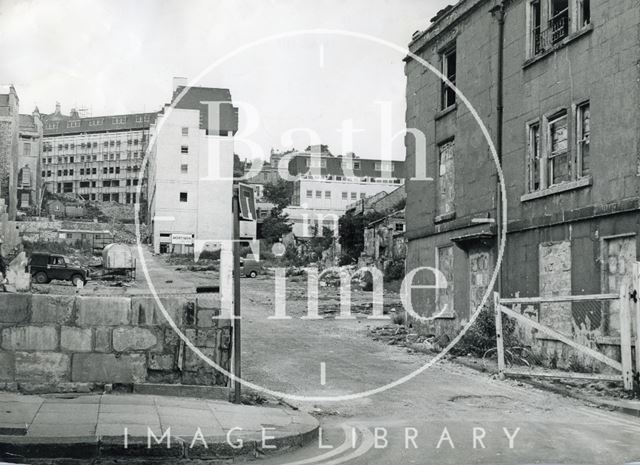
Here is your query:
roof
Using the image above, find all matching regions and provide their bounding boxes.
[19,114,37,132]
[170,86,238,135]
[43,111,158,136]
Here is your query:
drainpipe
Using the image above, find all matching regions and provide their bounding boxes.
[491,2,506,295]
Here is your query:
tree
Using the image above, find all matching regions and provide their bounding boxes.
[261,211,292,245]
[338,210,384,265]
[262,179,293,211]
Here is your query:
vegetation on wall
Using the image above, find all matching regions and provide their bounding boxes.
[337,210,384,265]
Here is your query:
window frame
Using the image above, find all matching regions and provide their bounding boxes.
[575,100,590,177]
[440,44,457,110]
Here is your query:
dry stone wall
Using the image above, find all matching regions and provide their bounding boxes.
[0,292,231,393]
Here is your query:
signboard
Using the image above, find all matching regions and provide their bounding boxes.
[238,183,256,221]
[171,233,194,245]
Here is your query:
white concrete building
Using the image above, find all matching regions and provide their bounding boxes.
[147,82,239,255]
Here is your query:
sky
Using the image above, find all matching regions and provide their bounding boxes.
[0,0,452,161]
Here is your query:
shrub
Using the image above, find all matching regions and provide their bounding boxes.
[450,305,516,357]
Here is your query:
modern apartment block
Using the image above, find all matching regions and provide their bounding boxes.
[404,0,639,338]
[245,147,405,238]
[147,80,239,254]
[41,104,156,204]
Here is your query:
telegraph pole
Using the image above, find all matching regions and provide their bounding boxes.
[232,185,242,403]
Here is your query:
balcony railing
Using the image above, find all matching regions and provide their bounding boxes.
[532,9,570,56]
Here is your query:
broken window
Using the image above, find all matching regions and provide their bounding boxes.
[437,140,455,216]
[441,46,456,109]
[550,0,569,43]
[530,0,543,55]
[576,101,590,176]
[527,122,542,192]
[548,112,570,185]
[579,0,591,27]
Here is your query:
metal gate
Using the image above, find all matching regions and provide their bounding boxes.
[493,263,639,391]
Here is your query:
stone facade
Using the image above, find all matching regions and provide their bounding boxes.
[404,0,640,341]
[0,292,232,393]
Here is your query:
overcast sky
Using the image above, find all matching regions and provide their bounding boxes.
[0,0,451,160]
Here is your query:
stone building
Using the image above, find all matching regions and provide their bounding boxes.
[0,85,20,220]
[17,109,43,212]
[41,104,157,204]
[404,0,639,338]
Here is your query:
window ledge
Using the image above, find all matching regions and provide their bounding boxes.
[521,176,592,202]
[434,312,457,320]
[434,211,456,224]
[523,24,594,69]
[435,104,457,121]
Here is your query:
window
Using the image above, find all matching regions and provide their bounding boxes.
[316,190,322,198]
[103,180,111,187]
[112,116,126,124]
[109,167,114,174]
[306,190,313,198]
[80,168,84,176]
[576,101,590,176]
[374,161,394,173]
[437,140,455,216]
[136,116,143,123]
[441,46,456,109]
[350,192,357,200]
[103,194,110,201]
[306,158,326,168]
[527,122,541,193]
[354,161,361,170]
[115,167,120,174]
[23,142,31,156]
[342,192,348,200]
[181,127,189,136]
[91,181,96,187]
[325,191,331,199]
[528,0,588,57]
[103,167,108,174]
[548,112,570,185]
[395,223,405,232]
[91,194,96,200]
[181,164,188,173]
[80,181,90,188]
[179,192,188,202]
[67,120,80,128]
[92,168,97,175]
[181,145,189,154]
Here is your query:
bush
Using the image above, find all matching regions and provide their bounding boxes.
[450,305,516,357]
[384,260,405,281]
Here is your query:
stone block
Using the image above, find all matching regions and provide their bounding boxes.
[196,329,217,348]
[197,310,215,328]
[61,327,92,352]
[184,347,216,371]
[76,296,131,326]
[71,353,146,383]
[0,294,31,323]
[196,294,220,310]
[130,296,188,326]
[1,326,58,351]
[15,352,70,383]
[0,352,15,381]
[31,295,75,324]
[94,327,111,352]
[112,327,158,352]
[148,353,175,371]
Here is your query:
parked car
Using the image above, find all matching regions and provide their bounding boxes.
[240,257,261,278]
[28,252,89,286]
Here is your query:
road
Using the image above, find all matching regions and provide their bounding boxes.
[145,252,640,465]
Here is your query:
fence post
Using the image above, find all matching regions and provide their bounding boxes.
[494,292,505,380]
[634,263,640,377]
[619,283,633,391]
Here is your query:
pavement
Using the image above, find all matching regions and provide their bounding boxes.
[0,392,319,461]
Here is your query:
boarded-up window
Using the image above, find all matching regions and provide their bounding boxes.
[539,241,572,335]
[469,248,492,314]
[436,245,454,317]
[527,122,541,192]
[437,141,455,216]
[602,236,636,336]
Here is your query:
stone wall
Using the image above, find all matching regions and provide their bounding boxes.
[0,292,232,393]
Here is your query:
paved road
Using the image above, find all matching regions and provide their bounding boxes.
[146,254,640,465]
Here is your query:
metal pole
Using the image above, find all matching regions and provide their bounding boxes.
[494,291,506,380]
[232,188,242,403]
[494,3,505,296]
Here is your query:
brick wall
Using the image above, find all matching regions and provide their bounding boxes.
[0,293,232,393]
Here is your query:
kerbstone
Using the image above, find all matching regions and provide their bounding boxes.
[61,326,92,352]
[31,294,75,324]
[15,352,70,383]
[71,353,146,383]
[112,327,158,352]
[76,296,131,326]
[1,326,58,351]
[0,294,31,323]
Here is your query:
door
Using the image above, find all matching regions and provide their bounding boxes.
[602,235,636,336]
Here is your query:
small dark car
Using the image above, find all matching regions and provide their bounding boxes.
[240,257,261,278]
[29,252,89,286]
